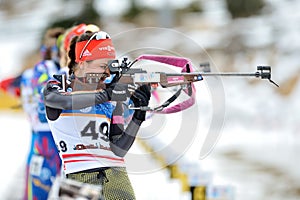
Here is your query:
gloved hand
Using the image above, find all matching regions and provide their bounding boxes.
[43,81,63,121]
[106,74,137,102]
[44,80,62,94]
[130,84,151,121]
[106,82,137,101]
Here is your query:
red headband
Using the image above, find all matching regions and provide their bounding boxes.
[75,39,116,62]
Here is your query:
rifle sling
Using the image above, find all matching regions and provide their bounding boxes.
[154,87,182,111]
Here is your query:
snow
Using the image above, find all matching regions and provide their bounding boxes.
[0,111,31,198]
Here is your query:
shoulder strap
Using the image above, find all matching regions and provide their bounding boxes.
[136,54,196,114]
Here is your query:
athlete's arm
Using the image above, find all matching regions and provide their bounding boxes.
[43,81,133,120]
[109,85,150,157]
[44,85,110,110]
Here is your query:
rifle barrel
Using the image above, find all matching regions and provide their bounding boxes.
[200,72,258,77]
[166,72,260,77]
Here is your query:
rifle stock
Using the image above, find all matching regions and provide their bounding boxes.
[117,72,203,88]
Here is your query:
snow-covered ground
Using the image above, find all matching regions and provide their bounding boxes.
[0,112,31,199]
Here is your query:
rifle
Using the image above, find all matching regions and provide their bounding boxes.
[53,55,278,112]
[107,57,279,88]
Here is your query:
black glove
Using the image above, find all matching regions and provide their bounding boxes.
[106,82,137,101]
[131,84,151,121]
[43,81,63,121]
[44,80,61,94]
[106,75,137,102]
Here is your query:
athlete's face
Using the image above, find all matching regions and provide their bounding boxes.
[85,58,110,74]
[76,58,110,78]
